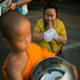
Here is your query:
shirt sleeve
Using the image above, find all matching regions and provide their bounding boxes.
[59,22,67,37]
[33,21,41,33]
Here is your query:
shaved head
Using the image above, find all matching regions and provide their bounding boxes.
[0,10,29,40]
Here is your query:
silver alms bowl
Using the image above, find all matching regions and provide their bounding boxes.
[32,57,75,80]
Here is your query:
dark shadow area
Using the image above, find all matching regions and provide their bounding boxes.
[29,0,80,16]
[0,38,11,79]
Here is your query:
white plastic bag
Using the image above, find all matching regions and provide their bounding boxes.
[44,29,58,42]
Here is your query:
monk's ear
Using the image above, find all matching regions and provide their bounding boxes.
[2,38,10,46]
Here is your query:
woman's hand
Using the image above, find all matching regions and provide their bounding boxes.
[46,21,53,31]
[54,62,78,80]
[67,62,78,80]
[7,3,17,11]
[0,0,3,1]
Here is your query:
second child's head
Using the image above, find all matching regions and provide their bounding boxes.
[0,10,31,53]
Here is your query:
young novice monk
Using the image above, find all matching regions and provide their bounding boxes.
[0,11,78,80]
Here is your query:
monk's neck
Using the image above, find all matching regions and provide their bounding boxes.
[11,51,27,57]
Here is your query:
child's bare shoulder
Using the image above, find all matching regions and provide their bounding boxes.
[7,52,28,79]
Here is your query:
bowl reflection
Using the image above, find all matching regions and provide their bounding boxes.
[32,57,75,80]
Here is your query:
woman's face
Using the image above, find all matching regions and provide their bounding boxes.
[44,8,56,24]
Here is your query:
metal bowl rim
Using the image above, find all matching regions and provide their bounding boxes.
[31,56,67,79]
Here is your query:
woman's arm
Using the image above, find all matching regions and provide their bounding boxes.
[67,61,78,80]
[56,35,67,45]
[32,32,44,42]
[7,0,32,10]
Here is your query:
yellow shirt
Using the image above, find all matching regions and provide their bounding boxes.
[33,18,67,53]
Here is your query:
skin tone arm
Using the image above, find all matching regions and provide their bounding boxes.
[7,52,28,80]
[32,32,44,42]
[67,61,78,80]
[7,62,23,80]
[56,35,67,45]
[7,0,32,10]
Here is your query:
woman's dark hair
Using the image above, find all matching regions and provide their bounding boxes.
[43,2,58,17]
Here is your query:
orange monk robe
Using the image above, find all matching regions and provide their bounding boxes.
[2,43,55,80]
